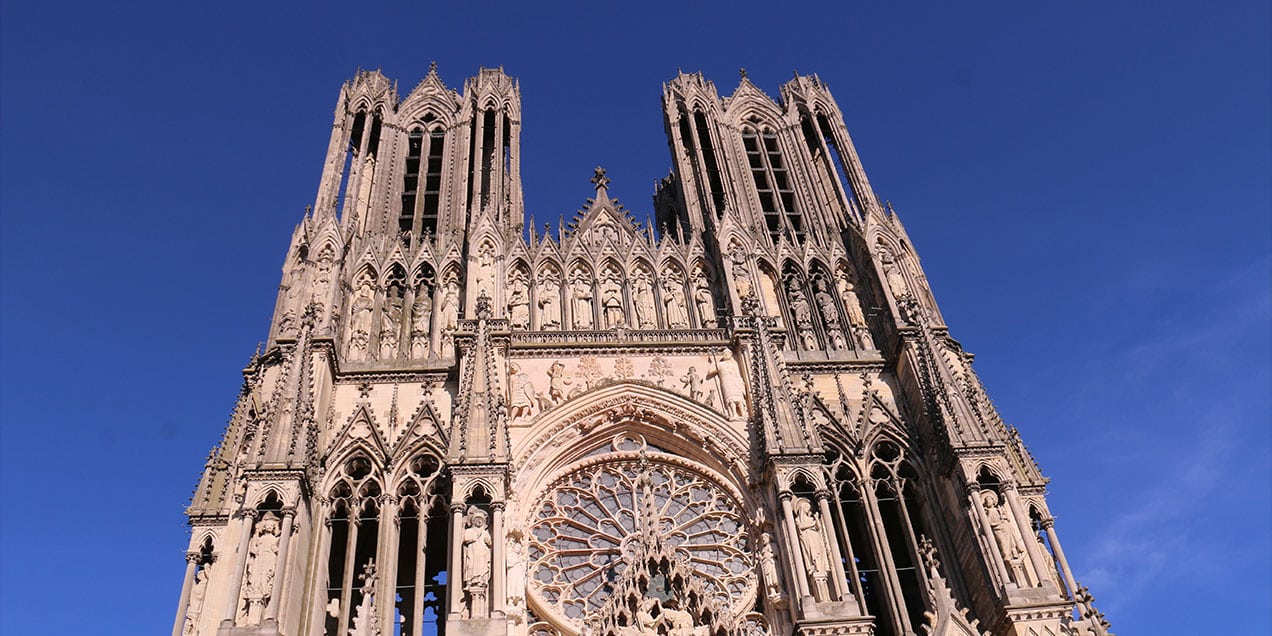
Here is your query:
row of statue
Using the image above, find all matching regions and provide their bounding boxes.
[506,264,716,331]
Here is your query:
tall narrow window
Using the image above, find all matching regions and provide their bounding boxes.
[818,114,853,205]
[400,130,423,234]
[743,128,802,243]
[337,110,368,219]
[479,109,496,209]
[693,111,726,214]
[421,129,445,235]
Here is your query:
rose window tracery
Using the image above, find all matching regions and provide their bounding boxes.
[526,441,753,631]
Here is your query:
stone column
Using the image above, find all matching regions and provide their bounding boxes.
[337,516,360,634]
[816,490,851,603]
[447,502,465,619]
[413,513,429,635]
[828,491,868,606]
[265,507,297,625]
[376,495,400,630]
[778,492,813,604]
[221,510,258,626]
[1042,518,1078,597]
[1002,484,1043,586]
[491,502,506,616]
[172,552,200,636]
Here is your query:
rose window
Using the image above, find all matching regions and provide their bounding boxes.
[527,451,753,628]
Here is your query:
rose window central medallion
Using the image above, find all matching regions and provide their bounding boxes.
[526,449,753,629]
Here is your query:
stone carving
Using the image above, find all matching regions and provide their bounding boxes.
[462,506,492,618]
[601,276,625,328]
[981,491,1026,585]
[645,356,673,386]
[794,497,832,601]
[881,250,910,299]
[708,351,747,419]
[508,363,537,419]
[475,245,496,296]
[632,267,656,328]
[680,367,703,402]
[813,280,848,350]
[661,599,700,636]
[613,356,634,380]
[243,513,281,624]
[439,280,460,332]
[570,269,594,329]
[662,275,689,328]
[692,267,716,327]
[507,532,528,623]
[730,246,754,299]
[786,283,818,349]
[537,269,562,329]
[508,276,530,330]
[410,282,432,357]
[349,561,378,636]
[379,294,402,360]
[835,270,875,349]
[184,566,209,635]
[758,531,783,603]
[348,280,375,358]
[543,361,571,407]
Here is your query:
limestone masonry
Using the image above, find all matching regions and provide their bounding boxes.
[174,66,1112,636]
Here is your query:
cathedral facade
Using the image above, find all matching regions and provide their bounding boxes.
[173,66,1111,636]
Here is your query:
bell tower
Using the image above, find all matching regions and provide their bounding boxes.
[175,66,1111,636]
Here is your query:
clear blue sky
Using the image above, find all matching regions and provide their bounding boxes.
[1,2,1268,633]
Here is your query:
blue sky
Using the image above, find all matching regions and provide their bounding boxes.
[1,2,1268,633]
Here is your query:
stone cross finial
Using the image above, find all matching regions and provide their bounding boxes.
[428,61,438,75]
[739,67,748,80]
[591,166,610,194]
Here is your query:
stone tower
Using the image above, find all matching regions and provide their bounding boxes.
[174,66,1111,636]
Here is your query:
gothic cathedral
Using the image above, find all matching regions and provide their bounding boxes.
[174,67,1111,636]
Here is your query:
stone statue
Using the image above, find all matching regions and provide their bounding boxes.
[794,498,832,600]
[787,284,813,327]
[379,295,401,360]
[439,281,459,332]
[570,273,594,329]
[632,270,656,329]
[758,532,783,602]
[508,363,536,419]
[475,247,495,296]
[602,279,625,328]
[680,367,703,402]
[707,351,747,419]
[244,513,281,624]
[184,566,209,635]
[635,597,659,634]
[731,250,754,299]
[661,599,698,636]
[663,276,689,328]
[506,534,528,621]
[507,277,530,329]
[544,361,571,406]
[981,491,1026,584]
[692,271,716,327]
[537,278,561,329]
[813,280,847,350]
[882,252,910,299]
[462,506,492,618]
[410,283,432,358]
[348,280,375,358]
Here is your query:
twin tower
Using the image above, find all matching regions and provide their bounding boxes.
[174,66,1111,636]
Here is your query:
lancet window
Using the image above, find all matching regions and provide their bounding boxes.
[400,115,446,240]
[741,124,802,244]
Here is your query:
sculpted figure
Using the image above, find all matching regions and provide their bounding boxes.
[632,270,656,328]
[661,599,698,636]
[348,281,375,357]
[663,276,689,328]
[981,491,1026,584]
[545,361,571,405]
[602,279,625,328]
[410,283,432,358]
[759,532,783,602]
[507,277,530,329]
[506,535,528,620]
[439,281,459,331]
[244,513,281,624]
[787,285,813,327]
[475,247,495,296]
[692,271,716,327]
[882,252,910,299]
[680,367,703,402]
[507,363,536,419]
[731,250,754,299]
[462,507,492,618]
[537,278,561,329]
[379,296,402,360]
[707,351,747,419]
[184,566,209,635]
[794,498,832,599]
[570,272,594,329]
[348,561,378,636]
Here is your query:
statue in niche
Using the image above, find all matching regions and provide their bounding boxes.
[507,363,536,419]
[631,269,656,328]
[794,497,832,601]
[634,597,659,634]
[680,367,703,402]
[692,269,716,327]
[730,248,754,299]
[410,282,432,358]
[379,295,402,360]
[312,247,335,302]
[506,533,528,622]
[981,490,1027,584]
[835,271,875,349]
[601,277,625,328]
[1035,531,1060,588]
[881,251,911,299]
[243,513,281,624]
[462,506,492,619]
[707,351,747,419]
[507,277,530,329]
[787,283,813,327]
[348,280,375,358]
[475,246,495,296]
[348,561,378,636]
[758,531,784,603]
[537,277,561,329]
[570,272,594,329]
[439,280,459,332]
[184,566,209,635]
[662,275,689,328]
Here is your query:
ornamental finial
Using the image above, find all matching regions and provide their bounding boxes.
[591,166,610,194]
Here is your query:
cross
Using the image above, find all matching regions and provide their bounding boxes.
[739,67,748,80]
[591,166,610,193]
